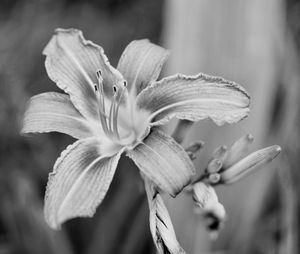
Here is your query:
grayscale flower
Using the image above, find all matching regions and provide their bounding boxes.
[22,28,250,229]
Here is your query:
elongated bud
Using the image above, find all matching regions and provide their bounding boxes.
[223,134,254,168]
[213,145,227,161]
[221,145,281,184]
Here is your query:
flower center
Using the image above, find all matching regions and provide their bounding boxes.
[94,70,148,148]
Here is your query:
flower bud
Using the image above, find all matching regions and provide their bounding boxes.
[207,159,222,174]
[208,173,221,184]
[212,145,227,161]
[220,145,281,184]
[223,134,254,168]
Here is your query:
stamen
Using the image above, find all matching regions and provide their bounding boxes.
[95,70,110,137]
[113,87,127,139]
[96,70,102,78]
[108,92,117,137]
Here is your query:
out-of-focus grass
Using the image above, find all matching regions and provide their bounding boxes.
[0,0,162,253]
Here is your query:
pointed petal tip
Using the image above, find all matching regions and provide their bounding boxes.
[274,145,282,153]
[268,145,282,160]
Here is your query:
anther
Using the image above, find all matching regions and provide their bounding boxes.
[96,70,102,78]
[94,85,98,92]
[123,81,127,87]
[113,86,117,93]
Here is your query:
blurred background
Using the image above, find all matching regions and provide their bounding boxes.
[0,0,299,253]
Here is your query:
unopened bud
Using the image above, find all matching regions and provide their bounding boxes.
[220,145,281,184]
[223,134,254,168]
[208,173,221,184]
[213,145,227,161]
[207,159,222,174]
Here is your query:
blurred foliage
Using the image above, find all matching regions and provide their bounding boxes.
[0,0,162,253]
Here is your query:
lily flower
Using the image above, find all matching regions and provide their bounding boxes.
[22,28,250,229]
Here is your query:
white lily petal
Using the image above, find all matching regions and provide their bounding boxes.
[136,73,250,126]
[45,138,122,229]
[117,39,169,96]
[22,92,96,139]
[144,178,186,254]
[127,129,195,197]
[220,145,281,184]
[43,28,124,120]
